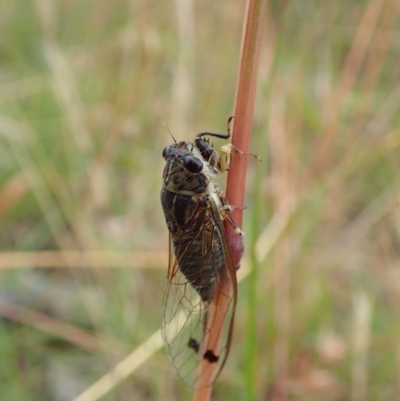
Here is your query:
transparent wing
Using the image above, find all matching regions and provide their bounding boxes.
[161,201,237,389]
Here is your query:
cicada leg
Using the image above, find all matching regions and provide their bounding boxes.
[218,143,261,173]
[220,204,244,236]
[211,188,245,236]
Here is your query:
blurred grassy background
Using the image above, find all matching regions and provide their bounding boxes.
[1,0,400,400]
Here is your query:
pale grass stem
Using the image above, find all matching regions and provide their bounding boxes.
[268,78,295,398]
[351,292,372,401]
[0,300,128,355]
[311,0,386,173]
[0,251,167,270]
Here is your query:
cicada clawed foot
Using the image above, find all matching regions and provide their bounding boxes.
[225,215,245,236]
[218,202,245,236]
[221,204,247,212]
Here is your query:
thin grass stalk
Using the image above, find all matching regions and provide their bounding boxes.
[358,0,398,96]
[268,78,292,399]
[0,300,127,355]
[398,344,400,396]
[171,0,195,135]
[337,0,384,99]
[193,0,266,400]
[0,250,166,269]
[311,0,384,174]
[351,292,372,401]
[246,161,264,400]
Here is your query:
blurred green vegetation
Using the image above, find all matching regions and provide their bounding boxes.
[1,0,400,400]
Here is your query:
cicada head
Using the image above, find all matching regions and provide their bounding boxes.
[162,141,209,195]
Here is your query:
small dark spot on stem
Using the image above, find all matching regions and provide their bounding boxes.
[203,350,219,363]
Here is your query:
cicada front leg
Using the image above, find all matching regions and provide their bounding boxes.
[211,186,245,237]
[218,142,261,173]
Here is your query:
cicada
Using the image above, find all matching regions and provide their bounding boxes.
[160,120,244,388]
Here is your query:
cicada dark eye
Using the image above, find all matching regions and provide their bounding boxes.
[162,147,168,159]
[183,155,203,173]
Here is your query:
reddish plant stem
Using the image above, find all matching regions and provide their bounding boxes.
[225,0,265,269]
[193,0,265,399]
[192,277,233,401]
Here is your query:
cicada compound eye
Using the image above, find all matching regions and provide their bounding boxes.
[183,155,203,173]
[162,146,168,159]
